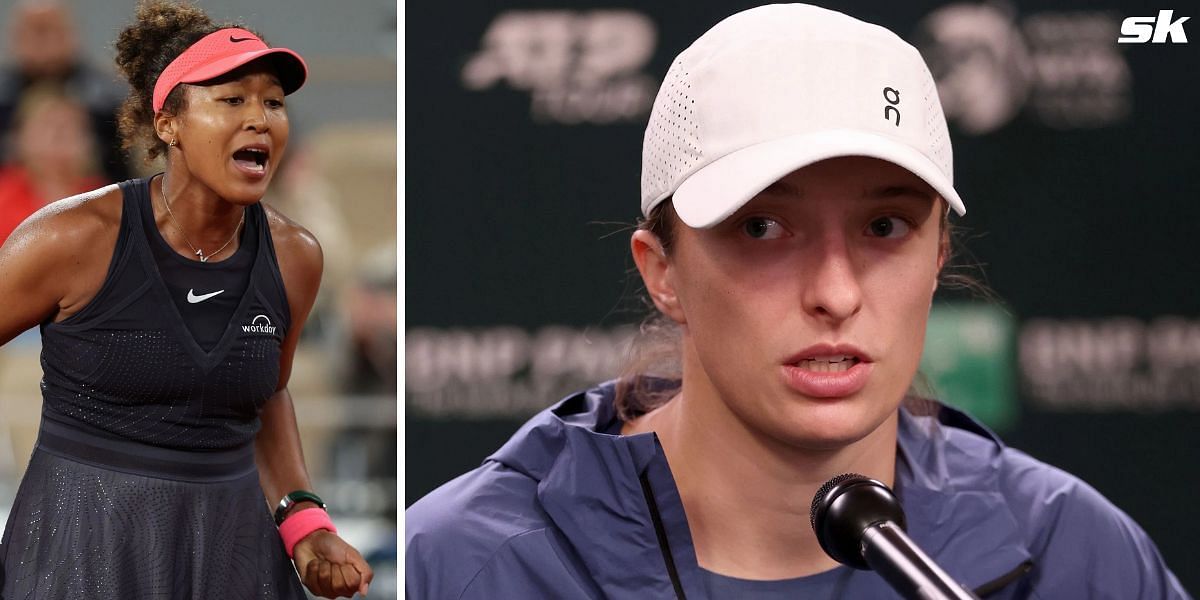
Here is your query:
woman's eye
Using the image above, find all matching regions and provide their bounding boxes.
[266,99,285,109]
[867,216,912,238]
[223,97,243,105]
[742,217,787,240]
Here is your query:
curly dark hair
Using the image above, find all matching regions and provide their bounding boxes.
[114,0,258,162]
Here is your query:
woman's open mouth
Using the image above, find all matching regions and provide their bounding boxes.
[232,145,269,176]
[781,346,873,398]
[794,355,861,373]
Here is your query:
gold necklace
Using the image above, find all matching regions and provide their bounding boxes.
[159,175,244,263]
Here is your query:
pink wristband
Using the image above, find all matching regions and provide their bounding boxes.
[279,507,337,558]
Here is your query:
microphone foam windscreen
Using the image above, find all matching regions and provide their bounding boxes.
[810,472,865,532]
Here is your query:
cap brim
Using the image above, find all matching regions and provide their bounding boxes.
[179,48,308,95]
[673,129,965,228]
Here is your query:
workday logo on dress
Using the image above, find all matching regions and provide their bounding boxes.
[242,314,278,336]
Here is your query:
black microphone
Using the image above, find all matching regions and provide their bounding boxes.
[810,473,980,600]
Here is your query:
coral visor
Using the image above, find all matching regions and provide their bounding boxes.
[152,28,307,113]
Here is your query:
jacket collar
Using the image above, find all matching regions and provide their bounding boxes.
[489,381,1031,596]
[491,381,699,597]
[893,406,1033,591]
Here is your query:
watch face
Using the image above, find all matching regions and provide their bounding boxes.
[274,492,327,524]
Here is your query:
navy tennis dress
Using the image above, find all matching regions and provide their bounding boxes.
[0,176,307,598]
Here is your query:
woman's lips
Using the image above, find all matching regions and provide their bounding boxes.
[231,144,270,180]
[231,156,268,179]
[781,358,873,398]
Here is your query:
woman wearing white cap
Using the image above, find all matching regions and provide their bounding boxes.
[0,1,371,598]
[406,3,1190,599]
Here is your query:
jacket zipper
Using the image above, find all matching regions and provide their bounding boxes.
[974,559,1034,597]
[639,472,687,600]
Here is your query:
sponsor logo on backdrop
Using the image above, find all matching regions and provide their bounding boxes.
[1118,10,1190,44]
[408,317,1200,418]
[1019,317,1200,411]
[406,326,636,416]
[462,10,658,124]
[915,3,1131,133]
[921,303,1018,430]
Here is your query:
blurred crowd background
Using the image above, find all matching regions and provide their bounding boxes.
[408,0,1199,591]
[0,0,397,597]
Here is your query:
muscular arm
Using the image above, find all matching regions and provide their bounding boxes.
[0,223,62,345]
[254,211,371,598]
[0,187,119,346]
[254,213,324,515]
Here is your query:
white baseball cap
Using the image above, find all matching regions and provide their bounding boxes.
[641,3,965,228]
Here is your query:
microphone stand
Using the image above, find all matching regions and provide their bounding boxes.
[810,473,980,600]
[862,522,979,600]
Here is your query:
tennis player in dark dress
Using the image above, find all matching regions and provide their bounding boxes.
[0,1,372,598]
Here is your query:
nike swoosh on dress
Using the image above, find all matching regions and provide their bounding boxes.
[187,289,226,303]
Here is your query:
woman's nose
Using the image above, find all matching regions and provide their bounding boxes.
[801,235,863,323]
[243,104,269,132]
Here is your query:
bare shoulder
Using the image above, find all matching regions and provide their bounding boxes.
[0,184,124,336]
[3,184,123,263]
[263,202,323,273]
[262,203,323,322]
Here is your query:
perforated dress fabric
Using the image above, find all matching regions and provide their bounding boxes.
[0,448,304,599]
[0,177,305,598]
[36,176,291,450]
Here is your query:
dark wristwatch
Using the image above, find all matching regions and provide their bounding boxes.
[274,490,327,525]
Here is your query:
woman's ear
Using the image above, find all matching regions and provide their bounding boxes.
[154,111,177,146]
[933,207,951,294]
[631,229,686,324]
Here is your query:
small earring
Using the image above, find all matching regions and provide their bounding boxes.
[169,139,177,148]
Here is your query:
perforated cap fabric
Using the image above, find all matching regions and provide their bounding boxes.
[640,3,964,228]
[153,28,307,113]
